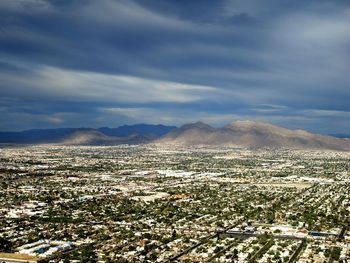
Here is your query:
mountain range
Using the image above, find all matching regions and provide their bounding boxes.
[159,120,350,151]
[0,124,175,145]
[0,121,349,151]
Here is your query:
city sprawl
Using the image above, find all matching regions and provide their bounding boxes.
[0,145,349,262]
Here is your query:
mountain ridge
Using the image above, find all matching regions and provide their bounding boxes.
[158,120,350,151]
[61,130,153,146]
[0,121,349,151]
[0,124,176,144]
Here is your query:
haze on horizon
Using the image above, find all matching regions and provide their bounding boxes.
[0,0,350,134]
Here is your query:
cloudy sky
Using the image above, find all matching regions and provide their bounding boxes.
[1,0,350,133]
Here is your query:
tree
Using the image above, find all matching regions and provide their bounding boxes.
[80,244,97,263]
[232,248,238,259]
[0,237,13,252]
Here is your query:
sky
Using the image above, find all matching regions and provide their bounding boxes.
[0,0,350,134]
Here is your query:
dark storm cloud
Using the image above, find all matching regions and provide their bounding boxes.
[0,0,350,133]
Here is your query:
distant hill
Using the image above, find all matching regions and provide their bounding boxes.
[158,120,350,151]
[0,128,91,144]
[0,124,176,144]
[61,130,152,146]
[1,121,349,150]
[329,133,350,139]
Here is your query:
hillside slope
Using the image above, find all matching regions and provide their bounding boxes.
[158,120,350,151]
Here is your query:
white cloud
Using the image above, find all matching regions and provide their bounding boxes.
[43,116,63,124]
[284,13,350,46]
[302,109,350,118]
[79,0,193,31]
[100,107,155,119]
[0,0,51,12]
[0,65,219,103]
